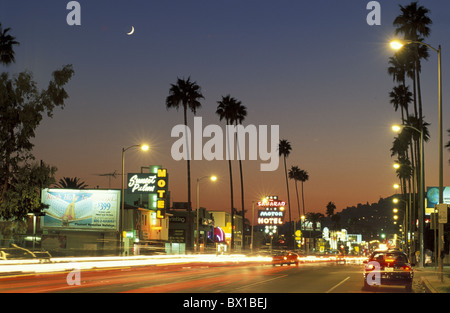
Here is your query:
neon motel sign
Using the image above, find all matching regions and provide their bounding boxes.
[257,197,286,225]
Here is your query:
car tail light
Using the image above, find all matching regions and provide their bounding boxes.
[400,265,411,272]
[366,264,376,271]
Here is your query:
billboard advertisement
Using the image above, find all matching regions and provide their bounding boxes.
[426,187,450,215]
[41,189,120,231]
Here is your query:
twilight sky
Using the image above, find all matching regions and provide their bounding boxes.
[1,0,449,221]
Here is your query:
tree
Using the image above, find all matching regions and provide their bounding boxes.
[0,65,74,208]
[279,139,292,248]
[325,201,336,218]
[288,166,302,218]
[393,1,432,130]
[389,85,412,123]
[55,177,88,189]
[166,77,204,249]
[0,23,74,220]
[298,169,309,217]
[216,95,247,249]
[1,161,57,221]
[231,97,247,250]
[0,23,19,65]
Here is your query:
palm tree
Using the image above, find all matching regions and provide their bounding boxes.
[325,201,336,218]
[306,212,324,232]
[288,166,302,218]
[166,77,204,249]
[216,95,237,248]
[278,139,292,248]
[232,99,247,250]
[55,177,88,189]
[389,85,412,123]
[216,95,247,249]
[298,169,309,217]
[393,1,432,130]
[0,23,19,65]
[388,51,415,120]
[288,166,309,219]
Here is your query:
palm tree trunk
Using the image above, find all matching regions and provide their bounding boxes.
[239,158,245,250]
[235,123,245,251]
[283,156,292,249]
[225,121,235,250]
[228,158,234,250]
[301,181,306,217]
[295,180,300,219]
[184,106,192,250]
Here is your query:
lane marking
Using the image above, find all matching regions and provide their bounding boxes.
[326,276,351,293]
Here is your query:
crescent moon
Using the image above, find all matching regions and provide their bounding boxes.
[127,26,135,35]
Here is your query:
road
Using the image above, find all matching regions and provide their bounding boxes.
[0,258,423,294]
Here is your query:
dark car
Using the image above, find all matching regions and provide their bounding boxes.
[363,249,413,290]
[272,251,299,266]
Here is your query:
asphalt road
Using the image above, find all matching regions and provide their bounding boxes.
[0,260,422,294]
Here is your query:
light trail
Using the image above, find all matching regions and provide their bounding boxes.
[0,254,365,276]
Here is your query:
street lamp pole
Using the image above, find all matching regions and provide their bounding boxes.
[120,144,149,255]
[196,175,217,252]
[391,39,443,271]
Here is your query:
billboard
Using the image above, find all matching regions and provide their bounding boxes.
[426,187,450,215]
[41,189,120,231]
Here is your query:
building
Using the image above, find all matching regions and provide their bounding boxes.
[210,211,243,251]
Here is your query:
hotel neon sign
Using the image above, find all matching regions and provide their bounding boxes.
[257,196,285,226]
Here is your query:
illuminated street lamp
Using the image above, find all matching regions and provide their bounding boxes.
[390,39,443,271]
[121,144,149,255]
[196,175,217,252]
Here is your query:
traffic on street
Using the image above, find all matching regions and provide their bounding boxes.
[0,253,426,294]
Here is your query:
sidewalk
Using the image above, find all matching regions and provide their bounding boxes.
[415,265,450,293]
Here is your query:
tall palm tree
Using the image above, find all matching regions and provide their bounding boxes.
[388,51,415,120]
[55,177,88,189]
[278,139,292,248]
[216,95,237,248]
[298,169,309,217]
[393,1,432,130]
[0,23,19,65]
[232,99,247,250]
[288,166,302,219]
[216,95,247,249]
[166,77,204,249]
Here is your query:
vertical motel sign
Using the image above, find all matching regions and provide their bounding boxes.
[156,168,168,219]
[127,167,168,218]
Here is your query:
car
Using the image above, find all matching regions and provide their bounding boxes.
[363,249,414,290]
[272,251,299,266]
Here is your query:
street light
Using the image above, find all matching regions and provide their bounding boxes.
[196,175,217,252]
[391,38,443,272]
[392,123,424,267]
[121,144,149,255]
